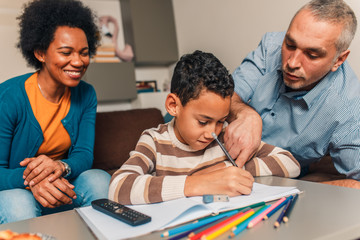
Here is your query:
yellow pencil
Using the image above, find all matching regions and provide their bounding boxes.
[202,209,254,240]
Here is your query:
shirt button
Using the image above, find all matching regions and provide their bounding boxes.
[271,112,275,116]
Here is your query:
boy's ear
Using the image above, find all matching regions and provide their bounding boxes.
[165,93,181,117]
[34,50,45,63]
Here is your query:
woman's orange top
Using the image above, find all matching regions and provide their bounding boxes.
[25,73,71,160]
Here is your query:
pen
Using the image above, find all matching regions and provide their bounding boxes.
[283,194,298,223]
[211,132,238,167]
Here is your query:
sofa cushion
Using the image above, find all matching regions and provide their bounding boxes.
[93,108,164,175]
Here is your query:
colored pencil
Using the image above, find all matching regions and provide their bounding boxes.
[187,207,250,240]
[283,194,299,223]
[188,202,265,240]
[161,209,238,237]
[259,197,286,221]
[274,195,293,228]
[211,132,238,167]
[167,216,228,240]
[229,205,271,238]
[202,209,254,240]
[264,196,291,220]
[247,204,271,228]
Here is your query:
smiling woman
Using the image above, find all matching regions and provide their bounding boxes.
[0,0,111,224]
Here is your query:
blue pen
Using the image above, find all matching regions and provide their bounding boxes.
[274,195,293,228]
[161,209,239,237]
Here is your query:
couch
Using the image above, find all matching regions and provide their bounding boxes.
[92,108,345,182]
[92,108,164,175]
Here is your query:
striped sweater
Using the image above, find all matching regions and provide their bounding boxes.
[109,120,300,205]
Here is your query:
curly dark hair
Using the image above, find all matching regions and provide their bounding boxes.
[171,50,234,106]
[17,0,100,69]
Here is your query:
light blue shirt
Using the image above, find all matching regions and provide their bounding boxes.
[232,32,360,179]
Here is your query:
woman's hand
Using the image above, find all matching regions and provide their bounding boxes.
[20,155,64,187]
[184,166,254,197]
[30,177,76,208]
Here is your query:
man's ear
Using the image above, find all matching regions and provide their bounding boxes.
[165,93,181,117]
[331,50,350,72]
[34,50,45,63]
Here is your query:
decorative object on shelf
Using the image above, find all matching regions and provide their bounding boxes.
[136,80,158,93]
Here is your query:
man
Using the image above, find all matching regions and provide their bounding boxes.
[225,0,360,188]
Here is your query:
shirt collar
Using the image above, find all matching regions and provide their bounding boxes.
[276,66,336,109]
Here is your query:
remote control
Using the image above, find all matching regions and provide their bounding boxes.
[91,199,151,226]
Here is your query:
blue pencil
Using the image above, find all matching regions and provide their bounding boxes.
[161,209,239,237]
[264,196,292,220]
[283,194,299,223]
[274,195,293,228]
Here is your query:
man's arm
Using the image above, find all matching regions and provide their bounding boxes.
[321,179,360,189]
[224,93,262,167]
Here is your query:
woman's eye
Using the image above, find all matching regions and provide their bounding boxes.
[81,52,89,57]
[61,52,71,56]
[198,121,207,126]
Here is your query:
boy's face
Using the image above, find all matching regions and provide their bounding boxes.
[173,90,231,151]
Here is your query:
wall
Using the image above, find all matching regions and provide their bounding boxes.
[1,0,359,113]
[172,0,360,76]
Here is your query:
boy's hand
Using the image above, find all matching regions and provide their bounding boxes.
[184,167,254,197]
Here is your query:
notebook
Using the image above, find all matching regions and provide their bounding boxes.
[76,182,300,240]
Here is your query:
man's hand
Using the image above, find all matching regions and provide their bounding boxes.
[322,179,360,189]
[20,155,64,187]
[224,93,262,167]
[30,177,76,208]
[184,167,254,197]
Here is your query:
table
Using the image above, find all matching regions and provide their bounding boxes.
[1,176,360,240]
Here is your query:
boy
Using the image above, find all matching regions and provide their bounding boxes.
[109,50,300,205]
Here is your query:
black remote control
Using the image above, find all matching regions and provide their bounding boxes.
[91,199,151,226]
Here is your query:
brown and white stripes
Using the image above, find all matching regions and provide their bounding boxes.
[109,120,300,205]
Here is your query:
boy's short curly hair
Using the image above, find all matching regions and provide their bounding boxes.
[171,50,234,106]
[17,0,100,69]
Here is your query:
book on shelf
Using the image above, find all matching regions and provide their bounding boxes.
[76,183,300,240]
[91,56,121,63]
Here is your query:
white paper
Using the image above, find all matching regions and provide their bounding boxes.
[76,183,300,240]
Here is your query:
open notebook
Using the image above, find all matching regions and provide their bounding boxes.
[76,183,300,240]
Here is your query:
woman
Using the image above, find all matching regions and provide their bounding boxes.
[0,0,110,224]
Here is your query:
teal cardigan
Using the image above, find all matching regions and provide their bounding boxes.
[0,73,97,190]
